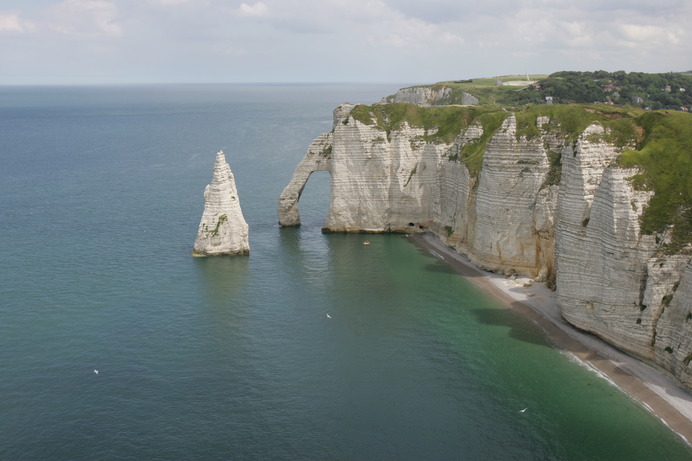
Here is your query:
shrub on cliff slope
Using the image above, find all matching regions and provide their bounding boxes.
[455,111,508,177]
[617,111,692,254]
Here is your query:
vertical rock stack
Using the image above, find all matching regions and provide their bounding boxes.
[192,151,249,256]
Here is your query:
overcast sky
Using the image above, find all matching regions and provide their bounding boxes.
[1,0,690,84]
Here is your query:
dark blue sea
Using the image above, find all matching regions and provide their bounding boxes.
[0,84,690,460]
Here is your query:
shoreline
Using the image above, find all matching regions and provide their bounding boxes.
[409,232,692,446]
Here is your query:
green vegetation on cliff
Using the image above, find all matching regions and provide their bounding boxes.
[453,110,508,176]
[400,75,547,106]
[514,104,642,145]
[617,111,692,254]
[349,102,505,144]
[349,103,508,176]
[540,71,692,110]
[405,71,692,111]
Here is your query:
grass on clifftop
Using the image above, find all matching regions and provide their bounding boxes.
[617,111,692,254]
[349,103,505,144]
[454,111,509,177]
[514,104,643,145]
[396,75,549,106]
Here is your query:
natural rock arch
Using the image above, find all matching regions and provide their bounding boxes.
[278,133,332,227]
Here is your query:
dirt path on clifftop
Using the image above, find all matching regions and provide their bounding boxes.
[409,232,692,446]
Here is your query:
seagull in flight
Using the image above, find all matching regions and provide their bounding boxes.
[519,407,528,413]
[94,369,99,375]
[326,314,331,319]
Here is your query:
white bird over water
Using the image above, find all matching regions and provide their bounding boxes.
[519,407,528,413]
[326,314,331,319]
[94,370,99,375]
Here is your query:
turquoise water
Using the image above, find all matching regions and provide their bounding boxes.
[0,84,690,460]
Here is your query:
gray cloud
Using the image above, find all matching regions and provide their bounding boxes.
[0,0,690,84]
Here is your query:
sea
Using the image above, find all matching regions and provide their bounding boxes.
[0,83,690,461]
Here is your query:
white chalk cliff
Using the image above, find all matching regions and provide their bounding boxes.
[382,85,479,106]
[556,127,691,387]
[193,151,249,256]
[279,102,691,388]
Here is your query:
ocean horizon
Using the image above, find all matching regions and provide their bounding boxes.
[1,83,690,460]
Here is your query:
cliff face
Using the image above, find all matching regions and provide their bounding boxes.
[383,85,479,106]
[556,128,692,387]
[278,103,691,387]
[453,115,558,280]
[322,112,445,233]
[193,151,249,256]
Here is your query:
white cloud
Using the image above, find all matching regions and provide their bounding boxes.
[619,24,663,42]
[49,0,122,37]
[0,11,35,34]
[615,23,685,51]
[150,0,192,5]
[440,31,464,45]
[237,2,269,17]
[369,18,453,48]
[666,31,680,45]
[309,0,465,49]
[560,21,594,48]
[216,44,248,56]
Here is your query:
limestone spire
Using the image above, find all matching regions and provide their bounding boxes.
[192,151,249,256]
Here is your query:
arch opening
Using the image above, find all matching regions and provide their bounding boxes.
[297,170,331,228]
